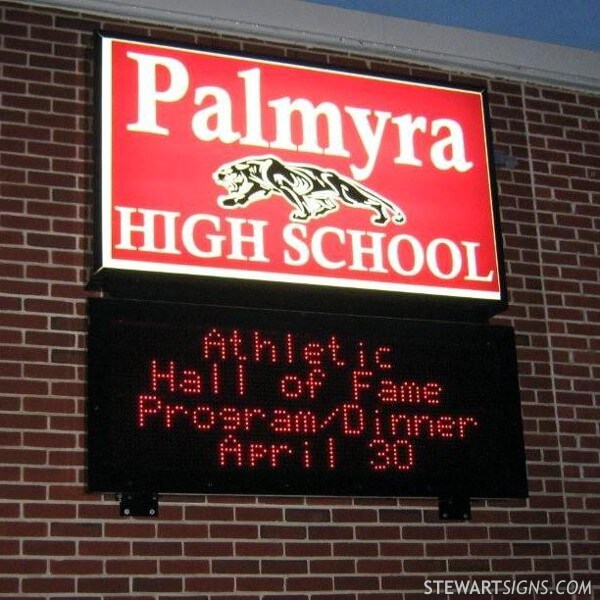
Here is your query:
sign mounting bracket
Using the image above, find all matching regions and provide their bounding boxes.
[438,496,471,521]
[116,492,159,517]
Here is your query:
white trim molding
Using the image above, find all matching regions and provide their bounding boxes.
[15,0,600,91]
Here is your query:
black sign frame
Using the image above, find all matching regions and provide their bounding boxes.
[87,298,527,499]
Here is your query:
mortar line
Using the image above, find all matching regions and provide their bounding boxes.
[519,83,574,581]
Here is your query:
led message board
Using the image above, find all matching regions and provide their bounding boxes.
[87,299,527,498]
[95,32,506,314]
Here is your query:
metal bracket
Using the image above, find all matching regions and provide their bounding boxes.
[438,497,471,521]
[116,493,159,517]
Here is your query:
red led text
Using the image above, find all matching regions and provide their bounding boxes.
[132,326,481,474]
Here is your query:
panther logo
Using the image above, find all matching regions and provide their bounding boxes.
[213,155,406,227]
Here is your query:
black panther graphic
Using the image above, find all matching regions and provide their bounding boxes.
[213,155,406,226]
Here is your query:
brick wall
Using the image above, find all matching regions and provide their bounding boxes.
[1,2,598,598]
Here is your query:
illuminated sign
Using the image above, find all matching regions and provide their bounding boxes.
[87,299,527,498]
[95,32,505,309]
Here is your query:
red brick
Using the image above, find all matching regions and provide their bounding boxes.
[77,577,130,593]
[132,541,182,556]
[0,468,24,486]
[24,467,77,484]
[0,449,47,466]
[402,526,445,540]
[308,526,353,540]
[286,543,332,557]
[334,576,379,591]
[132,577,182,592]
[157,523,208,538]
[0,504,20,519]
[448,558,491,571]
[50,559,103,575]
[159,558,209,574]
[185,506,234,521]
[79,541,131,556]
[22,577,75,593]
[23,540,75,556]
[185,576,235,593]
[210,524,258,539]
[236,506,283,521]
[262,559,307,574]
[213,559,260,574]
[261,525,306,539]
[184,541,232,556]
[287,508,331,523]
[310,559,355,574]
[0,578,19,593]
[491,557,533,571]
[23,432,76,449]
[50,522,102,538]
[286,576,333,592]
[105,523,156,539]
[237,576,285,592]
[0,484,47,501]
[513,542,552,556]
[334,542,379,557]
[378,509,422,523]
[404,558,447,572]
[0,559,46,574]
[332,508,377,522]
[236,541,283,556]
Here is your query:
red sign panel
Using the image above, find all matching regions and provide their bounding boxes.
[97,33,504,304]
